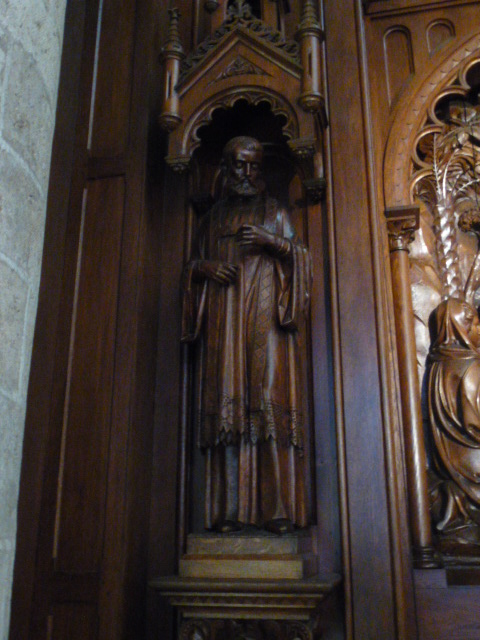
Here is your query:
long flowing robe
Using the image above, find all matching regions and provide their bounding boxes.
[427,298,480,534]
[182,194,312,528]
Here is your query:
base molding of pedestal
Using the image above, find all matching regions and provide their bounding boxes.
[150,574,341,639]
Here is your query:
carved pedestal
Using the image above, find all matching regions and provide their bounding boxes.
[152,532,339,639]
[179,533,316,580]
[151,575,340,640]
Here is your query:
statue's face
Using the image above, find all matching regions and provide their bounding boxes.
[225,146,264,196]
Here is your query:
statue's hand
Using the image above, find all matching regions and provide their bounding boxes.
[236,225,290,258]
[195,260,238,285]
[236,224,275,250]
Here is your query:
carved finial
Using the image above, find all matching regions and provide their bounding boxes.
[204,0,220,13]
[299,0,320,30]
[228,0,253,19]
[159,7,184,133]
[164,8,184,55]
[296,0,324,115]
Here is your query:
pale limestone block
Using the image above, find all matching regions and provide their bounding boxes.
[0,541,16,640]
[49,0,69,47]
[0,394,24,539]
[0,148,43,275]
[3,41,54,188]
[18,286,39,400]
[0,0,65,104]
[0,259,28,398]
[0,28,7,93]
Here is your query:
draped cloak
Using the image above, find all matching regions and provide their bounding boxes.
[428,298,480,531]
[181,194,312,528]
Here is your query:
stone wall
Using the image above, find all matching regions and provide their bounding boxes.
[0,1,66,637]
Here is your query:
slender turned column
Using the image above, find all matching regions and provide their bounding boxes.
[385,206,438,568]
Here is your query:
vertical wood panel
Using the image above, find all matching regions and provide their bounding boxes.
[90,0,136,156]
[11,0,163,634]
[415,570,480,640]
[49,604,98,640]
[147,160,185,639]
[55,177,125,573]
[426,20,455,55]
[324,0,400,636]
[384,27,414,106]
[8,0,92,636]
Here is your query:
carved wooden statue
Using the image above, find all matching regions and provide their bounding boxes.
[428,297,480,545]
[405,93,480,552]
[182,136,312,535]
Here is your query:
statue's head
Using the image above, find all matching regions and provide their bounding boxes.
[222,136,266,197]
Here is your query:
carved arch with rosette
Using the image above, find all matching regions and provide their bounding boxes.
[384,32,480,209]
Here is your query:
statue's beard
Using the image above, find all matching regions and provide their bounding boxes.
[226,176,265,197]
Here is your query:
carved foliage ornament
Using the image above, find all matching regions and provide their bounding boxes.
[411,93,480,304]
[179,619,314,640]
[386,212,419,252]
[209,55,270,84]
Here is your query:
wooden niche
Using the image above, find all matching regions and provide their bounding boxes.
[151,1,341,639]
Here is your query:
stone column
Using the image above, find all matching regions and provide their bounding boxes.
[0,1,66,635]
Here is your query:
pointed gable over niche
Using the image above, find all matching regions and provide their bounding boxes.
[177,1,301,90]
[159,0,325,181]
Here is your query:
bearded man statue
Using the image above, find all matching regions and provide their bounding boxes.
[182,136,312,535]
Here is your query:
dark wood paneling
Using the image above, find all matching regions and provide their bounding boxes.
[90,0,136,157]
[384,26,414,106]
[415,570,480,640]
[148,168,186,566]
[10,0,162,636]
[55,177,125,573]
[365,3,480,171]
[49,604,98,640]
[324,0,412,636]
[8,0,89,636]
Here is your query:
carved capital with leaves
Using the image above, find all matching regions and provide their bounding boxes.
[385,205,420,253]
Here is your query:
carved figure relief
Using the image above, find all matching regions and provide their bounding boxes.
[428,297,480,546]
[182,136,312,535]
[408,58,480,550]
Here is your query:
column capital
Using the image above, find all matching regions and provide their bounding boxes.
[385,205,420,252]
